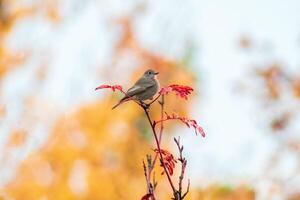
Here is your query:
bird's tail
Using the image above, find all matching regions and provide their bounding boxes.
[111,101,123,110]
[111,96,134,110]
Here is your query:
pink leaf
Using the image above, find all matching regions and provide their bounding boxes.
[95,84,124,93]
[159,84,193,99]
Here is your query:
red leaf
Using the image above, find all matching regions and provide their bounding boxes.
[154,149,177,176]
[159,84,193,99]
[141,194,152,200]
[157,112,205,137]
[95,84,124,93]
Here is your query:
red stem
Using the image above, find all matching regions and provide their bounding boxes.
[144,95,164,200]
[149,95,164,173]
[154,118,174,125]
[143,106,176,194]
[154,117,186,128]
[158,95,165,144]
[148,93,162,106]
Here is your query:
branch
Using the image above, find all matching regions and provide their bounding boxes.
[158,95,165,144]
[149,95,165,173]
[142,156,156,200]
[174,137,190,200]
[142,105,177,194]
[147,93,162,106]
[182,180,190,199]
[142,95,164,200]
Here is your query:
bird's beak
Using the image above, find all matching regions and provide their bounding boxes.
[155,72,159,75]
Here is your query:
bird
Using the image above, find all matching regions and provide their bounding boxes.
[112,69,159,109]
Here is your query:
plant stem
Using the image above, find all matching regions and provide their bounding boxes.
[142,106,176,194]
[149,95,165,172]
[144,95,164,200]
[143,159,156,200]
[158,95,165,144]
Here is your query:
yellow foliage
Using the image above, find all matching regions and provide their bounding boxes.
[6,101,145,199]
[194,185,255,200]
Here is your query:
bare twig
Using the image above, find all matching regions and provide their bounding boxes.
[143,160,150,189]
[152,171,157,191]
[147,93,162,106]
[182,179,190,199]
[174,137,190,200]
[158,95,165,144]
[142,156,156,200]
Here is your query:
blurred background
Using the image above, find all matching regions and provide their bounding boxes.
[0,0,300,199]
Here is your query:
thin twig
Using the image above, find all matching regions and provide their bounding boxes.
[143,160,150,190]
[174,137,190,200]
[142,156,156,200]
[182,179,190,199]
[147,93,162,106]
[158,95,165,144]
[152,171,157,191]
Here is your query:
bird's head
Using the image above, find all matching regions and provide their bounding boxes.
[143,69,159,78]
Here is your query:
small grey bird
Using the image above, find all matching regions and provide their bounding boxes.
[112,69,159,109]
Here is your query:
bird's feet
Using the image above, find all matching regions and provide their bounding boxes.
[140,101,150,110]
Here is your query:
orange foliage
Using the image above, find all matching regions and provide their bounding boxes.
[0,0,30,78]
[45,2,60,24]
[6,101,149,199]
[292,78,300,99]
[0,0,35,34]
[256,63,282,100]
[6,129,27,148]
[288,192,300,200]
[0,46,27,79]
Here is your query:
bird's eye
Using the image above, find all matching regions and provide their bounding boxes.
[148,71,151,75]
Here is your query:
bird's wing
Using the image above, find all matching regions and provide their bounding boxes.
[135,77,156,88]
[126,85,146,97]
[126,77,155,97]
